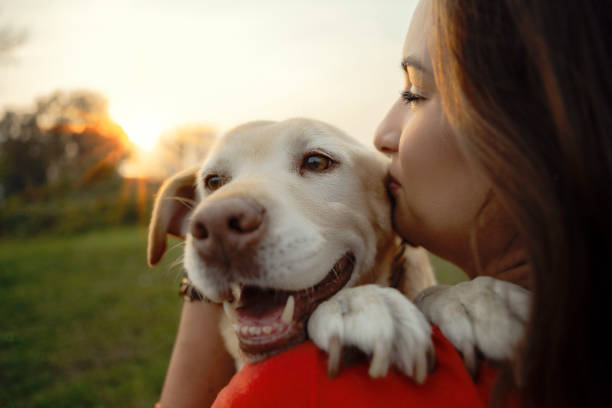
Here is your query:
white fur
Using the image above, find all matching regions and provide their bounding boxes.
[178,118,435,380]
[185,118,393,300]
[308,284,433,383]
[414,276,530,375]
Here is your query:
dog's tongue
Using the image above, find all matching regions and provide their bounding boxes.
[236,304,284,327]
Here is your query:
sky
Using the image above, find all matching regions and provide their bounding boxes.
[0,0,418,150]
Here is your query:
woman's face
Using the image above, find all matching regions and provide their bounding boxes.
[374,0,491,271]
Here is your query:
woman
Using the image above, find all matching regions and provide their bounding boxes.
[419,1,611,406]
[159,0,612,406]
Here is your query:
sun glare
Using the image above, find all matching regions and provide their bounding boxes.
[120,118,162,151]
[109,106,166,152]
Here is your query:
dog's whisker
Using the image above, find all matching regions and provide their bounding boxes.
[168,257,186,284]
[162,196,196,209]
[168,241,186,253]
[170,254,185,269]
[172,270,185,285]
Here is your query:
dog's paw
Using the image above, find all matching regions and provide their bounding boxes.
[307,284,435,384]
[414,276,530,376]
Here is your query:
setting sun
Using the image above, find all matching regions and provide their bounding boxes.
[115,114,165,152]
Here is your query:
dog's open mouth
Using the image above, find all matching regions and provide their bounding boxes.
[226,252,355,359]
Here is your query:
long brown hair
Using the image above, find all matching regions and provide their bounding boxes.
[431,0,612,406]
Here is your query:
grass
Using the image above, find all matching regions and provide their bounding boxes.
[430,254,467,286]
[0,227,184,408]
[0,226,465,407]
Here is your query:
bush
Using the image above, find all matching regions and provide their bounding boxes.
[0,175,160,238]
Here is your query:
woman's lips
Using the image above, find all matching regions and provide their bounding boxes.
[387,174,401,196]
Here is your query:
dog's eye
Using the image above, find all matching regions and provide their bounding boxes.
[204,174,224,191]
[301,153,334,173]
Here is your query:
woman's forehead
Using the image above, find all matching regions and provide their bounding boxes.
[402,0,433,73]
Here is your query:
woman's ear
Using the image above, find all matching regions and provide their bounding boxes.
[147,167,199,266]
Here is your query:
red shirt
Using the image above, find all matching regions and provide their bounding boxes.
[212,327,516,407]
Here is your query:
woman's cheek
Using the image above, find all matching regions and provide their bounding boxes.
[397,97,487,234]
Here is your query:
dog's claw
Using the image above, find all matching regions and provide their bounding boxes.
[415,277,530,378]
[327,335,342,378]
[308,285,433,383]
[461,340,478,379]
[368,341,390,378]
[412,352,423,384]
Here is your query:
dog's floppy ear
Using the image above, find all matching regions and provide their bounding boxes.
[147,167,198,266]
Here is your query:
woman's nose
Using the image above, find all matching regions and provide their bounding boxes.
[374,100,402,154]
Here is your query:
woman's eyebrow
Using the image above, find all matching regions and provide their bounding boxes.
[401,56,430,74]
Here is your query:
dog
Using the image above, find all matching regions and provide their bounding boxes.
[147,118,529,383]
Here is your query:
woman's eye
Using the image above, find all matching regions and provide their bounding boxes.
[401,90,426,105]
[204,174,224,190]
[301,153,334,173]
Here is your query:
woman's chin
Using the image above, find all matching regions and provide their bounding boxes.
[391,208,420,247]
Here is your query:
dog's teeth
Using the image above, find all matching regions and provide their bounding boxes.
[223,301,238,323]
[248,326,261,336]
[240,325,249,335]
[281,295,295,324]
[262,326,272,334]
[274,322,281,330]
[230,283,242,302]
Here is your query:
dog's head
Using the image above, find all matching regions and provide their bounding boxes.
[148,118,401,360]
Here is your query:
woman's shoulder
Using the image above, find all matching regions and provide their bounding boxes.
[212,327,511,408]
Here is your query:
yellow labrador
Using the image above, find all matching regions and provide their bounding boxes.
[148,118,437,382]
[148,118,529,382]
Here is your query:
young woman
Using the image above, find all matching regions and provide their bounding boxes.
[158,0,612,406]
[410,1,611,406]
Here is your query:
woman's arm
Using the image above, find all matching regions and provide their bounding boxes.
[159,301,236,408]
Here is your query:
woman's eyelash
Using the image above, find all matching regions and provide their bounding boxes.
[401,90,425,104]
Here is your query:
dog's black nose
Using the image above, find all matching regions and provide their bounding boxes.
[190,196,266,263]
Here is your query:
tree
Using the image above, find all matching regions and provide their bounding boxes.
[0,90,129,196]
[157,124,216,176]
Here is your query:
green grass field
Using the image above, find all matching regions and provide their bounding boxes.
[0,227,465,407]
[0,227,184,407]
